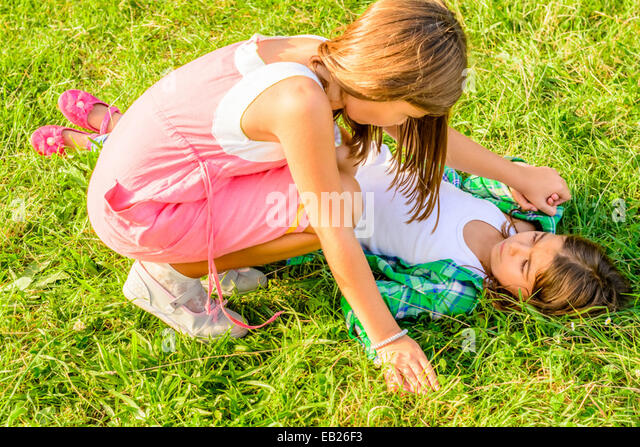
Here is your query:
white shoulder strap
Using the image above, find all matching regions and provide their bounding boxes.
[213,62,324,147]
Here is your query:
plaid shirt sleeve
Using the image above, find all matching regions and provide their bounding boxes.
[340,253,484,360]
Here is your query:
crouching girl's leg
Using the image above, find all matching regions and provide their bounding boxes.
[170,170,363,278]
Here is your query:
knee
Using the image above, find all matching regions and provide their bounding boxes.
[335,144,360,178]
[302,171,363,232]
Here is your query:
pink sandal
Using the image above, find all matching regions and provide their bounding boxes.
[30,125,99,157]
[57,89,121,134]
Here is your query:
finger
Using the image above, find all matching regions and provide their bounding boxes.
[384,366,404,394]
[383,368,398,392]
[417,358,440,392]
[383,367,399,392]
[519,195,537,212]
[398,365,421,394]
[537,202,557,216]
[400,376,413,394]
[551,193,571,206]
[511,189,536,211]
[410,370,429,394]
[511,190,525,207]
[554,193,570,205]
[408,361,431,393]
[555,186,572,203]
[388,369,410,394]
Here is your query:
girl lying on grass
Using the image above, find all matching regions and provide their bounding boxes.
[325,143,631,387]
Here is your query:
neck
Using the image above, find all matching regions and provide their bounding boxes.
[476,239,499,277]
[464,221,505,277]
[311,63,344,110]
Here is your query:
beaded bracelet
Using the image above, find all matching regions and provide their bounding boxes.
[371,329,408,351]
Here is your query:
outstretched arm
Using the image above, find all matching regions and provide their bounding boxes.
[385,125,571,216]
[446,128,570,215]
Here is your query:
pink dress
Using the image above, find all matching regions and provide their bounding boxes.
[86,34,327,326]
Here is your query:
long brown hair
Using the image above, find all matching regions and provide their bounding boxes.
[484,228,632,317]
[312,0,468,224]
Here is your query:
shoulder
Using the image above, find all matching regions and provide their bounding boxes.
[240,69,332,141]
[271,75,331,117]
[507,214,538,232]
[256,75,333,136]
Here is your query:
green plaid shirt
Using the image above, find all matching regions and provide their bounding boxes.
[288,158,564,359]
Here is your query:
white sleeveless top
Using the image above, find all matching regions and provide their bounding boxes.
[355,145,515,276]
[212,33,337,162]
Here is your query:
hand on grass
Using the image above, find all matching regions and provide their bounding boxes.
[375,334,440,394]
[508,162,571,215]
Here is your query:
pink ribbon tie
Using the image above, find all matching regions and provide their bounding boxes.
[196,157,283,330]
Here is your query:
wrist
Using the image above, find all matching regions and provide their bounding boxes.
[500,161,526,190]
[371,329,408,351]
[367,321,402,346]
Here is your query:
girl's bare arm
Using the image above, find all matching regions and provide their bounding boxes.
[384,125,571,216]
[270,80,401,343]
[243,77,438,393]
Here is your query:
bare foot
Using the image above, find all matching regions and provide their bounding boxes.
[87,104,122,133]
[61,129,90,149]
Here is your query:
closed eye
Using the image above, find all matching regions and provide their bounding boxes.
[521,233,542,276]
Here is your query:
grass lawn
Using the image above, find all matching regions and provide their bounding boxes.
[1,0,638,426]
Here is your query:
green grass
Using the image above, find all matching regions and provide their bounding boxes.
[1,0,639,426]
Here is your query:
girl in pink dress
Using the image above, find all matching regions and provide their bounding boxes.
[30,0,570,394]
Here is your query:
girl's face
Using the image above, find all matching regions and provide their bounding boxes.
[489,231,565,299]
[343,95,427,127]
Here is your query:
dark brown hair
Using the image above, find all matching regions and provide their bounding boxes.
[312,0,468,223]
[484,227,632,316]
